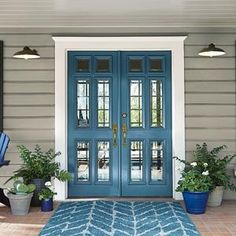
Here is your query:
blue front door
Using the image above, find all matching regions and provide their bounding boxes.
[68,51,172,197]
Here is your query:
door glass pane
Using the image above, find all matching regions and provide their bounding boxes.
[77,81,90,127]
[151,141,163,181]
[149,58,162,72]
[151,80,163,127]
[129,58,143,72]
[97,141,110,181]
[77,141,90,181]
[97,80,110,127]
[130,141,143,181]
[96,59,110,72]
[77,58,90,72]
[130,80,143,127]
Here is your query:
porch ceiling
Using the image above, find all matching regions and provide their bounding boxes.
[0,0,236,28]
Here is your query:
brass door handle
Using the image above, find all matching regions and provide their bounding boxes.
[122,124,127,146]
[112,124,118,147]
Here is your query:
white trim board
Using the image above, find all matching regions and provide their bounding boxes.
[53,36,186,200]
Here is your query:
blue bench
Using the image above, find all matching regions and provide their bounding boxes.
[0,132,10,167]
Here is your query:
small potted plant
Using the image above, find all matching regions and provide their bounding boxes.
[38,181,56,212]
[6,145,71,206]
[192,143,236,207]
[5,180,36,215]
[175,156,213,214]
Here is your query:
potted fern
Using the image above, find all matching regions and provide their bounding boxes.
[193,143,236,207]
[6,145,71,206]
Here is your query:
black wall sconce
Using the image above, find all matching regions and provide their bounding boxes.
[198,43,226,57]
[13,46,40,59]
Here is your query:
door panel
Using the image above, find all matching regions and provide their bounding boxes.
[121,51,172,196]
[68,51,172,197]
[68,52,120,197]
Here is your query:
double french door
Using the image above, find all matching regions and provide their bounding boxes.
[68,51,172,197]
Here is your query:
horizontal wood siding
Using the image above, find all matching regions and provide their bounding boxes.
[0,31,236,199]
[185,32,236,199]
[0,33,55,187]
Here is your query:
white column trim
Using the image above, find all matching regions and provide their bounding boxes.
[53,36,186,200]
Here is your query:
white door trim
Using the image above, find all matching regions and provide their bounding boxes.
[52,36,186,200]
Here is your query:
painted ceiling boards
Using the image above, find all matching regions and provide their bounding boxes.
[0,0,236,28]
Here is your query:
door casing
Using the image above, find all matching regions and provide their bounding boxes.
[53,36,186,200]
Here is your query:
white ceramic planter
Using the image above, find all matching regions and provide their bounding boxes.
[7,192,33,215]
[207,186,224,207]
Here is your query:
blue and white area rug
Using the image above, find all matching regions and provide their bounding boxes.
[39,201,200,236]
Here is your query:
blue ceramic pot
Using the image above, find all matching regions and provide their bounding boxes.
[41,198,53,212]
[183,191,209,214]
[30,179,46,207]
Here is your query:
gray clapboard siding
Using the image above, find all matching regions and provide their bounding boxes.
[4,82,54,93]
[4,70,54,82]
[0,34,55,188]
[186,129,236,140]
[5,130,54,141]
[0,164,21,177]
[4,106,54,117]
[185,81,236,93]
[185,94,236,105]
[185,69,235,81]
[6,141,55,153]
[185,57,235,69]
[5,143,56,165]
[186,150,236,160]
[4,58,54,70]
[4,94,54,105]
[186,141,236,152]
[4,118,54,129]
[186,117,236,128]
[185,31,236,200]
[0,177,14,188]
[186,105,236,116]
[2,152,23,165]
[0,34,54,46]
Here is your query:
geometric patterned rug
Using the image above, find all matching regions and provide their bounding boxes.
[39,201,200,236]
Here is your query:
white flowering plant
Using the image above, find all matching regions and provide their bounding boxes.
[38,181,56,200]
[175,157,213,192]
